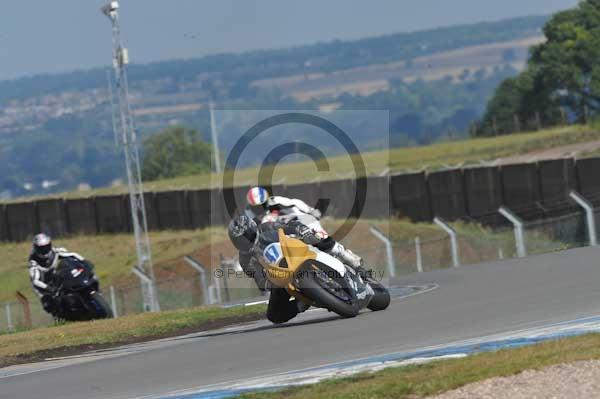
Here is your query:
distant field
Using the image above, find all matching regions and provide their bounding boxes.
[253,35,543,101]
[14,124,594,202]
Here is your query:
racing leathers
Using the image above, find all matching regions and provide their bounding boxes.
[245,195,322,228]
[28,248,86,314]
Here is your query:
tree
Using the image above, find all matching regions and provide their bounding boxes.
[141,126,213,181]
[530,2,600,121]
[478,0,600,135]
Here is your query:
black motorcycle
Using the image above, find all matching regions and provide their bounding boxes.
[51,257,113,321]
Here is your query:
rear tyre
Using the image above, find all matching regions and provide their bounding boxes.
[298,267,359,318]
[367,280,390,311]
[86,292,114,319]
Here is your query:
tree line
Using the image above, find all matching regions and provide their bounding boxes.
[476,0,600,136]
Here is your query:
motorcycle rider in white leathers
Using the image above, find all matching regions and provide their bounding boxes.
[28,233,87,315]
[244,186,362,269]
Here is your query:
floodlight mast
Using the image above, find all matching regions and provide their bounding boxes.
[101,1,159,312]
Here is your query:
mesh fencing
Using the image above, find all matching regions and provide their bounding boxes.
[3,206,599,332]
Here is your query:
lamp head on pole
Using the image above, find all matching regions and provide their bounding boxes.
[101,1,120,19]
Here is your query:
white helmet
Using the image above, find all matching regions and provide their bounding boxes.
[246,186,270,207]
[33,233,55,268]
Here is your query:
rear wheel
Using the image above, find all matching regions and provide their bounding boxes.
[297,266,359,318]
[367,280,391,311]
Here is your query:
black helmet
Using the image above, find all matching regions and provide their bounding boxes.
[33,233,55,267]
[228,215,258,252]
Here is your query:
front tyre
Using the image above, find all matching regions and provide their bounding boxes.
[366,280,391,311]
[86,292,114,319]
[298,267,359,318]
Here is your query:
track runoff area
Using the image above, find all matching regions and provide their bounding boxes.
[2,244,600,399]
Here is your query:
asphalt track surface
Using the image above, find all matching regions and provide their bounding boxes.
[3,245,600,399]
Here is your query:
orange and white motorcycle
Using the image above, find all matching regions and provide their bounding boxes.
[257,228,390,318]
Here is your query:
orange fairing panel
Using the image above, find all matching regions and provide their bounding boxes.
[278,228,316,272]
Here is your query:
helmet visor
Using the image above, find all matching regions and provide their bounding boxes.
[36,243,53,257]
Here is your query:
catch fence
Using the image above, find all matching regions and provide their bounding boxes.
[2,203,599,332]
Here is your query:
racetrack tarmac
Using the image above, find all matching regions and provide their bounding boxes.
[2,245,600,399]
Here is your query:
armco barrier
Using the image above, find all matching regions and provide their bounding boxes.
[464,167,503,222]
[155,191,190,230]
[37,199,68,237]
[64,198,97,235]
[360,175,390,219]
[500,163,541,213]
[538,159,577,209]
[5,202,38,242]
[318,179,356,219]
[575,157,600,205]
[390,172,431,222]
[279,182,321,211]
[427,169,467,220]
[0,205,9,242]
[95,195,129,233]
[142,192,160,231]
[187,189,212,229]
[4,155,600,242]
[210,188,230,226]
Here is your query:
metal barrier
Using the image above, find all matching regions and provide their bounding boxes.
[5,203,600,333]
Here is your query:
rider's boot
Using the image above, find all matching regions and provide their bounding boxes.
[296,300,310,313]
[329,242,363,269]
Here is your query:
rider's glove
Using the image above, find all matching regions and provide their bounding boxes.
[297,225,320,245]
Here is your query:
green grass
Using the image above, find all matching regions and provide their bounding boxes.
[0,304,266,367]
[5,124,598,202]
[235,333,600,399]
[0,219,567,304]
[0,228,225,302]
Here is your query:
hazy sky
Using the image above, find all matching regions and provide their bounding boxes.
[0,0,580,80]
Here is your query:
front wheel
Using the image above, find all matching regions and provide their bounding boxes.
[85,292,114,319]
[367,280,391,311]
[297,266,359,318]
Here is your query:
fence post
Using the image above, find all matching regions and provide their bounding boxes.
[369,226,396,279]
[15,291,32,329]
[5,303,13,332]
[184,256,212,305]
[570,191,598,246]
[109,286,119,318]
[219,256,236,303]
[433,217,460,268]
[132,266,161,312]
[499,206,527,258]
[415,236,423,273]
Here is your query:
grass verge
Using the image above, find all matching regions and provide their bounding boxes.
[0,228,225,302]
[0,303,266,368]
[236,333,600,399]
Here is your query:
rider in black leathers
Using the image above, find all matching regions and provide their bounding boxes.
[28,233,89,315]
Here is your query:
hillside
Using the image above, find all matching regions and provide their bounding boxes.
[5,124,597,202]
[0,16,547,199]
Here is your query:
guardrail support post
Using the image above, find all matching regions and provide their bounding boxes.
[184,256,212,305]
[433,217,460,268]
[415,236,423,273]
[15,291,31,329]
[499,206,527,258]
[369,226,396,278]
[570,191,598,246]
[5,303,13,332]
[109,285,119,318]
[132,266,160,312]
